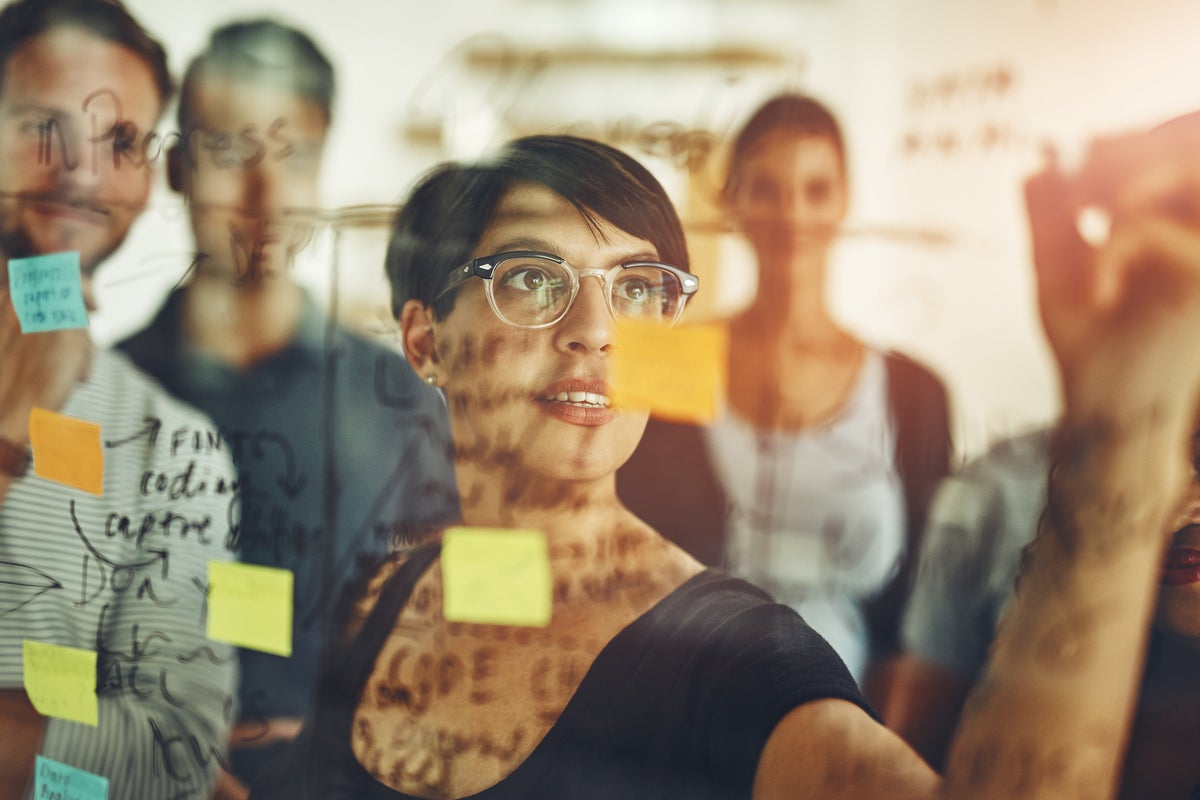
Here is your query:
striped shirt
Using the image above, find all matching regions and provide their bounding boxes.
[0,347,238,799]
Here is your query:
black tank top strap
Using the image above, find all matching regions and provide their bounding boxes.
[249,542,443,799]
[336,541,443,709]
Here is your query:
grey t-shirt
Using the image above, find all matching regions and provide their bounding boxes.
[901,427,1052,679]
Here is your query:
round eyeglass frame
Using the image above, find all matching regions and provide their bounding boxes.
[433,250,699,329]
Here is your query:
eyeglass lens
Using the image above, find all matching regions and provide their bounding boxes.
[491,255,682,326]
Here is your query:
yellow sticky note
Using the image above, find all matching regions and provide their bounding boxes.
[28,408,104,495]
[442,527,551,627]
[22,640,98,726]
[207,561,293,656]
[611,320,728,424]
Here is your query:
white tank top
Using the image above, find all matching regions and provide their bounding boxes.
[705,349,906,683]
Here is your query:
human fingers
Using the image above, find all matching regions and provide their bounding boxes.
[1076,120,1200,225]
[1024,159,1094,353]
[1093,215,1200,315]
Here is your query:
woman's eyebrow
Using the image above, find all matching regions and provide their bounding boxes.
[486,238,661,265]
[487,236,557,253]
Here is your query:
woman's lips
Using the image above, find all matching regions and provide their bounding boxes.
[1161,547,1200,586]
[536,381,613,427]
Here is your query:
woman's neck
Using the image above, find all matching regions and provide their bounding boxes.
[726,253,864,429]
[454,460,624,538]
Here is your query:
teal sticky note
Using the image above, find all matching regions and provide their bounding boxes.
[34,756,109,800]
[6,251,88,332]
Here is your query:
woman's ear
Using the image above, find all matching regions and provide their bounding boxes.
[400,299,441,385]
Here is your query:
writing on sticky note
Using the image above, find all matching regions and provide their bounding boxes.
[207,561,293,656]
[35,756,109,800]
[6,251,89,332]
[28,408,104,495]
[442,527,551,627]
[611,320,728,424]
[22,640,98,726]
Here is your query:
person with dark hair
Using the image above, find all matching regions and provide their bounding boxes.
[0,0,239,796]
[244,133,921,798]
[256,124,1200,799]
[620,93,952,695]
[116,17,458,798]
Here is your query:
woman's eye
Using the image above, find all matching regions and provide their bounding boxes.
[618,278,650,302]
[504,267,549,290]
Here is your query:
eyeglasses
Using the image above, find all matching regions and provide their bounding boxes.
[434,250,699,329]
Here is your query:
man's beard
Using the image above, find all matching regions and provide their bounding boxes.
[0,190,120,270]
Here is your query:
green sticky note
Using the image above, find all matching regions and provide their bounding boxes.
[22,640,98,726]
[206,561,293,656]
[442,527,551,627]
[35,756,109,800]
[6,251,89,332]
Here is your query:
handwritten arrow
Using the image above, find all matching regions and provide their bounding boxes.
[105,415,162,450]
[0,560,63,615]
[250,431,307,497]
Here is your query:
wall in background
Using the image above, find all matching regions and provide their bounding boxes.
[96,0,1200,458]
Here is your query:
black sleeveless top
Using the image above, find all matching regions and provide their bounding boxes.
[249,542,874,799]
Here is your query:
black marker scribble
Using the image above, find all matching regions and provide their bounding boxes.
[176,645,235,665]
[70,500,170,608]
[150,717,229,783]
[104,415,163,449]
[159,671,187,708]
[250,431,307,496]
[0,560,63,615]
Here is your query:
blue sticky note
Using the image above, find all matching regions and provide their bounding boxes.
[6,251,89,332]
[34,756,109,800]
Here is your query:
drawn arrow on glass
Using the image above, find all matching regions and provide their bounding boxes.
[0,560,63,615]
[105,415,163,450]
[250,431,307,497]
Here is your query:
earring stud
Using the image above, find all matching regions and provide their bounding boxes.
[425,374,438,386]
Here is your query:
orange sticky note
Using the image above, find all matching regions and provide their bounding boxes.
[611,320,728,424]
[206,561,293,656]
[28,408,104,495]
[22,640,98,726]
[442,527,551,627]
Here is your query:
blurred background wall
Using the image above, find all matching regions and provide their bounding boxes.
[98,0,1200,459]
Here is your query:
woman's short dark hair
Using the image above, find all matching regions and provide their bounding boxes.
[0,0,171,107]
[723,93,846,198]
[386,134,690,320]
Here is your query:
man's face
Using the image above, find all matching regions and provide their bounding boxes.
[178,76,327,286]
[0,26,160,274]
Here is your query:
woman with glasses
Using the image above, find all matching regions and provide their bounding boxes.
[247,134,943,798]
[250,123,1200,799]
[620,94,952,696]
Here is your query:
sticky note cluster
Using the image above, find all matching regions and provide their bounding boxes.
[28,408,104,495]
[22,640,98,726]
[611,320,729,424]
[442,527,551,627]
[35,756,109,800]
[207,561,294,656]
[6,251,89,333]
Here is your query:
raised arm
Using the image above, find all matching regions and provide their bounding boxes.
[940,119,1200,799]
[756,115,1200,800]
